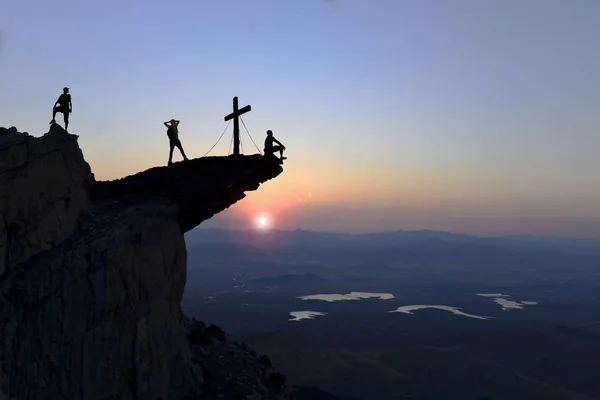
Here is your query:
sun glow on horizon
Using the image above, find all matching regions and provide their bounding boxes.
[255,214,271,230]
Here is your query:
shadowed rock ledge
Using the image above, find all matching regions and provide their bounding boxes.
[0,124,289,400]
[91,154,282,233]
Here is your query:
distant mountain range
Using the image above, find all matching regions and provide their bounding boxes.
[185,228,600,274]
[187,228,600,252]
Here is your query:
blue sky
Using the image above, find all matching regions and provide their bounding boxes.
[2,0,600,237]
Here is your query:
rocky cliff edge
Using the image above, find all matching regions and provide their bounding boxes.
[0,124,289,400]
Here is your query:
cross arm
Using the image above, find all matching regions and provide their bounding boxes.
[224,104,252,121]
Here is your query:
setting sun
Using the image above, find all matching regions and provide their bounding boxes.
[256,215,270,229]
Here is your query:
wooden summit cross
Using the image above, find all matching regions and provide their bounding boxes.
[224,96,251,156]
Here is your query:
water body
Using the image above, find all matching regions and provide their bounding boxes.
[390,305,492,320]
[493,298,538,311]
[289,311,327,322]
[347,292,395,300]
[297,292,395,302]
[494,298,526,310]
[297,294,358,302]
[477,293,538,311]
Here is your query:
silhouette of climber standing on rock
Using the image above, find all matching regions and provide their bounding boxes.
[164,119,189,165]
[264,130,286,162]
[50,87,72,132]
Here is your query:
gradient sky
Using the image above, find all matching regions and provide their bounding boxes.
[2,0,600,237]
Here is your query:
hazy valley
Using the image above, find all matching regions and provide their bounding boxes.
[183,228,600,400]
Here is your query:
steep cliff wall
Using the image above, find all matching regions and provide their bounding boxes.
[0,124,288,400]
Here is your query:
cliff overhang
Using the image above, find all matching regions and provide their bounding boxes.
[91,154,283,233]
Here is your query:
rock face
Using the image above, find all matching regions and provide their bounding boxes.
[0,124,287,399]
[0,126,93,276]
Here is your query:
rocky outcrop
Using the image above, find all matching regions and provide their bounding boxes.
[0,124,287,399]
[0,125,93,276]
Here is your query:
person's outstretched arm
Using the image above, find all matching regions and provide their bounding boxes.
[275,138,285,148]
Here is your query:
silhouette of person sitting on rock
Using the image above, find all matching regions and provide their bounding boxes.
[164,119,189,165]
[50,87,72,132]
[264,130,286,161]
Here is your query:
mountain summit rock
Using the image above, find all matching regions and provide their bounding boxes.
[0,124,287,399]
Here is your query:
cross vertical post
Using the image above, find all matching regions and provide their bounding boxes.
[224,96,252,156]
[232,97,240,156]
